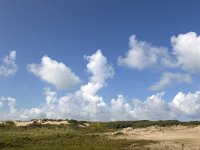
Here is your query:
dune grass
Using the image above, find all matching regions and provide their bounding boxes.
[2,119,198,150]
[0,121,155,150]
[0,128,132,150]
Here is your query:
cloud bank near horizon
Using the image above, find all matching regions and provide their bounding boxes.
[1,32,200,121]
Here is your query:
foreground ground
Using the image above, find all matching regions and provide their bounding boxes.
[0,120,200,150]
[109,125,200,149]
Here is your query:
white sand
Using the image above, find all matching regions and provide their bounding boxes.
[110,125,200,150]
[14,121,34,126]
[14,120,69,126]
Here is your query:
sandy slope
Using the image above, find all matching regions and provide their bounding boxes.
[14,120,69,126]
[111,125,200,150]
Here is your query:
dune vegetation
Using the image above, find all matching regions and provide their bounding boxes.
[0,119,200,150]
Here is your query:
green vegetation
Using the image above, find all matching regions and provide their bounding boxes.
[0,121,15,127]
[103,120,200,129]
[0,127,134,150]
[0,119,199,150]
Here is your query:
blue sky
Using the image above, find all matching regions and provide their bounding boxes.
[1,0,200,121]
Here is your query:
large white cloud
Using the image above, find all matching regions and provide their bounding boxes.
[170,91,200,118]
[109,92,175,121]
[2,47,200,121]
[118,32,200,74]
[130,92,175,120]
[0,51,17,77]
[28,56,80,89]
[17,50,114,121]
[0,50,199,121]
[117,32,200,91]
[81,50,114,95]
[19,108,46,120]
[0,91,175,121]
[0,52,183,120]
[149,72,192,91]
[171,32,200,73]
[110,95,132,120]
[118,35,168,70]
[2,86,200,121]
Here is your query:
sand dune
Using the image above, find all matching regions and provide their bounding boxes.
[111,125,200,150]
[14,120,69,126]
[2,120,200,149]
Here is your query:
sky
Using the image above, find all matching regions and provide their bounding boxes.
[1,0,200,121]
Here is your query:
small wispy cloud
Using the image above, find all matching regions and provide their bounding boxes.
[0,51,17,77]
[149,72,192,91]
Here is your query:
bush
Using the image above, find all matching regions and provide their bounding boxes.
[4,121,15,126]
[102,120,200,129]
[0,121,15,128]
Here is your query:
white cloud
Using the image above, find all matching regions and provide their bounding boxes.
[0,51,17,77]
[118,32,200,74]
[2,49,200,121]
[2,90,200,121]
[170,91,200,118]
[28,56,80,89]
[0,97,17,120]
[16,50,114,121]
[118,35,168,70]
[130,92,175,120]
[171,32,200,73]
[117,32,200,92]
[81,49,114,95]
[0,91,175,121]
[19,108,46,120]
[149,72,192,91]
[110,93,175,121]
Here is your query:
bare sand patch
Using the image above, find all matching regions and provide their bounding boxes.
[14,121,34,126]
[38,120,69,125]
[110,125,200,150]
[14,120,69,126]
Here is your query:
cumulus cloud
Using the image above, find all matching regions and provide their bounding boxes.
[2,49,200,121]
[109,93,173,121]
[34,90,200,120]
[2,90,200,121]
[0,50,190,121]
[110,95,131,120]
[0,92,175,121]
[0,97,17,120]
[19,108,46,120]
[118,35,168,70]
[117,32,200,92]
[149,72,192,91]
[0,51,17,77]
[171,32,200,73]
[118,32,200,74]
[81,49,114,95]
[16,50,114,121]
[28,56,80,89]
[170,91,200,118]
[130,92,175,120]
